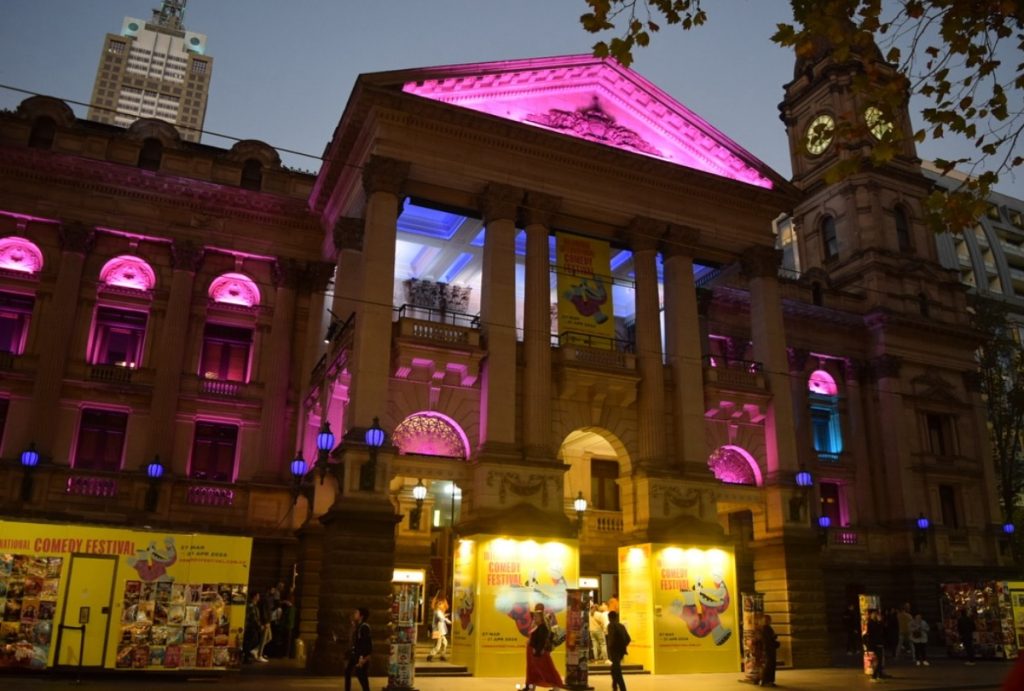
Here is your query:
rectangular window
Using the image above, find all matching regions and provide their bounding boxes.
[191,60,207,75]
[810,403,843,460]
[89,306,147,367]
[74,408,128,471]
[819,482,841,525]
[200,324,253,381]
[0,292,34,354]
[939,484,960,529]
[190,422,238,482]
[925,413,956,457]
[590,459,620,512]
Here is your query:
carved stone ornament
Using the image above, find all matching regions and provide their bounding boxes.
[304,261,336,293]
[626,216,664,253]
[486,471,552,507]
[361,155,409,197]
[58,222,95,254]
[521,191,561,228]
[841,357,864,383]
[480,183,523,224]
[170,240,204,272]
[272,257,305,290]
[740,245,781,279]
[662,223,700,257]
[649,485,703,518]
[524,96,662,157]
[332,217,364,253]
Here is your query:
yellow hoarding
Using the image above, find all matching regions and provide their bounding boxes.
[618,544,739,674]
[0,520,252,672]
[451,535,578,677]
[556,232,615,347]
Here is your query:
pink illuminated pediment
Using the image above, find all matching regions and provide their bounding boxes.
[392,411,470,459]
[399,55,775,188]
[100,255,156,291]
[209,272,260,307]
[0,236,44,274]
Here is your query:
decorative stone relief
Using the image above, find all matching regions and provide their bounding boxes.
[362,155,409,197]
[486,471,553,507]
[404,278,472,313]
[650,485,705,519]
[526,96,662,157]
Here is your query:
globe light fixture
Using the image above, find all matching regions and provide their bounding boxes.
[914,513,930,552]
[410,479,427,530]
[146,456,165,479]
[360,417,386,491]
[795,470,813,488]
[20,443,39,468]
[289,451,310,506]
[19,442,39,502]
[144,455,165,512]
[1003,522,1015,535]
[916,515,930,530]
[574,491,588,534]
[315,422,335,485]
[818,515,831,529]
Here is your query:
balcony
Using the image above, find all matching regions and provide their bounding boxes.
[199,377,244,398]
[556,332,636,371]
[66,474,118,498]
[89,363,135,384]
[702,356,766,391]
[393,304,480,347]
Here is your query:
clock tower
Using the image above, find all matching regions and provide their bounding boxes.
[778,20,944,297]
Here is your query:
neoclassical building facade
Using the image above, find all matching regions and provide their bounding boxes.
[0,48,1012,675]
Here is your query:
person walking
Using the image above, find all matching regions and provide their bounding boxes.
[590,603,608,662]
[255,587,273,662]
[896,604,914,660]
[909,613,930,666]
[760,614,780,687]
[958,609,977,665]
[523,604,564,690]
[345,607,372,691]
[244,591,263,663]
[606,609,631,691]
[865,609,887,682]
[427,597,451,661]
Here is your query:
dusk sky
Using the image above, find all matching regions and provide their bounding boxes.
[1,0,1019,197]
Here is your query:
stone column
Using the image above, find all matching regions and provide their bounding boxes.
[742,246,798,479]
[25,223,93,458]
[330,217,364,324]
[478,183,522,457]
[629,217,667,469]
[347,157,407,432]
[870,354,913,524]
[661,224,705,470]
[521,192,558,461]
[147,240,203,470]
[786,347,815,473]
[842,358,872,526]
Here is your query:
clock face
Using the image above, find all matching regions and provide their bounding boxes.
[804,114,835,155]
[864,106,893,140]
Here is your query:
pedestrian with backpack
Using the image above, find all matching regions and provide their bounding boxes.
[606,609,631,691]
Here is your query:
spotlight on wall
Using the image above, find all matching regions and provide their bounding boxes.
[410,478,427,530]
[574,491,588,535]
[914,513,930,552]
[19,442,39,502]
[144,455,165,512]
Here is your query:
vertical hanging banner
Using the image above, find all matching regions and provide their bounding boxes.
[556,233,615,348]
[859,594,880,675]
[387,580,419,689]
[741,592,765,684]
[564,588,590,690]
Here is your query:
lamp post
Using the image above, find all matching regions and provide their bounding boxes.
[315,422,335,485]
[20,443,39,502]
[1000,521,1015,554]
[914,514,930,552]
[574,491,588,535]
[360,417,386,491]
[144,455,165,512]
[817,515,831,547]
[410,479,427,530]
[290,451,310,505]
[790,468,813,522]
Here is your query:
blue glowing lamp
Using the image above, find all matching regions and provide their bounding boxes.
[1003,522,1016,535]
[316,422,335,453]
[365,417,386,448]
[146,456,165,479]
[916,515,930,530]
[795,470,813,488]
[818,516,831,529]
[20,443,39,468]
[290,453,308,479]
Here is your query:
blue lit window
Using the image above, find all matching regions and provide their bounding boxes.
[808,370,843,461]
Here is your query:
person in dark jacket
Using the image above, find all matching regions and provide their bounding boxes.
[345,607,372,691]
[958,609,977,665]
[243,592,263,663]
[606,610,631,691]
[865,609,887,681]
[760,614,780,687]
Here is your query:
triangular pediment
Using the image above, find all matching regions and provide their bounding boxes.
[386,55,778,189]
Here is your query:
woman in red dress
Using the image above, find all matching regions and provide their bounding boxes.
[524,604,564,690]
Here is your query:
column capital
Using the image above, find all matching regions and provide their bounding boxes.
[170,239,204,272]
[521,191,560,227]
[842,357,867,383]
[58,222,95,254]
[480,183,523,224]
[332,216,364,252]
[304,260,337,293]
[272,257,305,290]
[786,347,812,374]
[662,223,700,258]
[740,245,781,279]
[869,354,903,380]
[625,216,665,253]
[361,156,409,197]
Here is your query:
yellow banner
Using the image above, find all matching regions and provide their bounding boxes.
[556,233,615,347]
[0,520,252,672]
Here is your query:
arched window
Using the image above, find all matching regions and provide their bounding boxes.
[808,369,838,396]
[240,159,263,191]
[808,369,843,461]
[138,138,163,171]
[895,206,912,252]
[707,445,762,486]
[821,216,839,262]
[99,255,156,291]
[392,412,469,459]
[0,236,44,274]
[28,117,56,150]
[208,272,261,307]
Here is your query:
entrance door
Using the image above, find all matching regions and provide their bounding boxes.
[55,554,118,667]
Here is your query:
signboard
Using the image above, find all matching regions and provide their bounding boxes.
[741,592,764,683]
[387,581,419,688]
[618,544,739,674]
[859,594,880,675]
[0,520,252,671]
[564,588,589,689]
[556,233,615,348]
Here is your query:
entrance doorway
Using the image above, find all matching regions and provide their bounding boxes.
[55,554,118,667]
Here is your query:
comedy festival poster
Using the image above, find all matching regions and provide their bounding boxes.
[556,232,615,348]
[453,536,578,677]
[0,519,251,672]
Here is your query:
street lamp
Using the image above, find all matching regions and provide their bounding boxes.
[817,515,831,546]
[789,468,814,522]
[290,451,310,505]
[574,491,588,534]
[1000,521,1016,554]
[360,417,386,491]
[144,455,165,512]
[410,479,427,530]
[315,422,335,485]
[20,442,39,502]
[914,513,930,552]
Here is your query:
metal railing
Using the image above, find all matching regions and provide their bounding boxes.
[701,355,764,372]
[556,331,634,353]
[65,475,118,498]
[89,363,134,384]
[393,303,480,329]
[186,485,236,507]
[199,377,243,397]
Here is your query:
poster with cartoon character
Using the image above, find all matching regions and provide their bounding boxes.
[556,232,616,348]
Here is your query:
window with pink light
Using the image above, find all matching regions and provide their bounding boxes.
[208,273,260,308]
[0,291,34,354]
[99,255,156,292]
[88,306,147,368]
[200,323,253,382]
[0,236,44,275]
[807,369,838,396]
[189,421,238,482]
[74,408,128,471]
